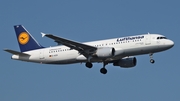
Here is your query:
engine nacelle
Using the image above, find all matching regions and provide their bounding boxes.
[113,57,137,68]
[95,47,115,58]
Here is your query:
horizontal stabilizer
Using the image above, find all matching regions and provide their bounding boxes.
[4,49,30,56]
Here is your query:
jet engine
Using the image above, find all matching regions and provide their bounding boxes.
[95,47,115,58]
[113,57,137,68]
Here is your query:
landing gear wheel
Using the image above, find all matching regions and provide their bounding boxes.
[150,59,155,64]
[85,62,93,68]
[100,68,107,74]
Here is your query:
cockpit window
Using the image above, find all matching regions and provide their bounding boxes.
[157,37,167,39]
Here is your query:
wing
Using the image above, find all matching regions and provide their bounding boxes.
[41,33,97,57]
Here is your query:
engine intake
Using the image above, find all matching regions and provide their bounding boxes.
[95,47,115,58]
[113,57,137,68]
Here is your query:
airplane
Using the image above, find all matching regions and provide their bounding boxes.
[4,25,174,74]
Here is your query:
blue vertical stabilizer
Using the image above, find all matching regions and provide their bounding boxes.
[14,25,44,52]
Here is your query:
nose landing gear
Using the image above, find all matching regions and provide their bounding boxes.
[149,53,155,64]
[150,59,155,63]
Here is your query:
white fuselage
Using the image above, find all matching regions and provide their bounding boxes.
[12,34,174,64]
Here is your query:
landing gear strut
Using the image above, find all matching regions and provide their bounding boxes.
[100,62,108,74]
[149,53,155,64]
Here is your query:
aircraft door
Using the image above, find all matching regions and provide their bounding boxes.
[39,50,45,60]
[145,34,151,45]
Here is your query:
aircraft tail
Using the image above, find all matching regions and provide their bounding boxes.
[14,25,44,52]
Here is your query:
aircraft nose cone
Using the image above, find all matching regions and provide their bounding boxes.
[167,40,174,48]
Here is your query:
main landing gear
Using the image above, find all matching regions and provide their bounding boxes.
[100,62,108,74]
[149,53,155,64]
[85,62,108,74]
[85,62,93,68]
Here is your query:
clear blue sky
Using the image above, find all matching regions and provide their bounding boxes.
[1,0,180,101]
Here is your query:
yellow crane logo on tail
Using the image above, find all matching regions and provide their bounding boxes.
[18,32,29,45]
